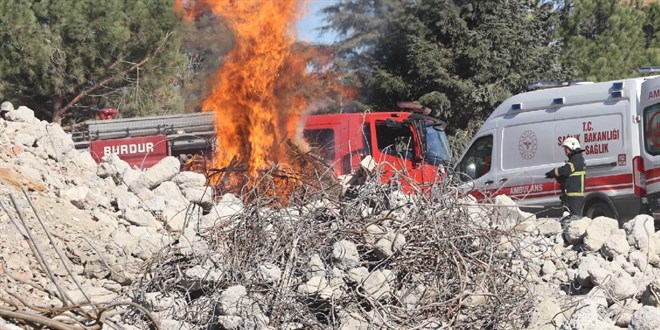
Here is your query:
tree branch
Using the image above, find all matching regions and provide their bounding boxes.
[58,31,173,119]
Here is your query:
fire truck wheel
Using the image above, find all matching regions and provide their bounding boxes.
[584,201,615,220]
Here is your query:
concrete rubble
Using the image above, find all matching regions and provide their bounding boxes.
[0,104,659,329]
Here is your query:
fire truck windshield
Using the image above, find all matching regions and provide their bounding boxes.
[424,126,451,166]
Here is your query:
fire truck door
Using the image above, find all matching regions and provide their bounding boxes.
[368,120,425,189]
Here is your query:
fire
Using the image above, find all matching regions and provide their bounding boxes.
[175,0,356,205]
[176,0,308,180]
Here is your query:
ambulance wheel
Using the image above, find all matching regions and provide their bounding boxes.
[585,201,615,219]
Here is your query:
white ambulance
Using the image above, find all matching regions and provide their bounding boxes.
[455,76,660,223]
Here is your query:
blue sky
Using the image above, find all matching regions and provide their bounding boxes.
[296,0,338,44]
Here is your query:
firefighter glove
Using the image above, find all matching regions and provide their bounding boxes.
[545,170,554,179]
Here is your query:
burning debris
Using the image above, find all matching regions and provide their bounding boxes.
[205,140,342,207]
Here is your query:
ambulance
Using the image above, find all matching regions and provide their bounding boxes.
[455,75,660,223]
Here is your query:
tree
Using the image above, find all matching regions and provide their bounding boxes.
[321,0,568,138]
[557,0,660,81]
[0,0,188,124]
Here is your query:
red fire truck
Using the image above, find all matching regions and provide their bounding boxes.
[71,111,216,169]
[71,109,451,186]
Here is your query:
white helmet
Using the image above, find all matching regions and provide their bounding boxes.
[562,137,580,150]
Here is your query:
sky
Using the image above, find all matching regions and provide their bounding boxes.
[296,0,339,44]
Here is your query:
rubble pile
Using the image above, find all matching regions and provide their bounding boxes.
[0,103,659,329]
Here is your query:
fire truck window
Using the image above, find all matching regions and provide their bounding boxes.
[644,104,660,156]
[375,122,415,160]
[456,135,493,181]
[424,125,451,166]
[303,129,336,162]
[362,124,372,156]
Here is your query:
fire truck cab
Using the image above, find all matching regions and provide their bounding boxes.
[303,112,451,188]
[455,76,660,223]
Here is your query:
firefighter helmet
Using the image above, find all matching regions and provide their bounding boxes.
[562,137,580,150]
[0,101,13,112]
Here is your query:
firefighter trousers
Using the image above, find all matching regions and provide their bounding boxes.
[561,194,583,218]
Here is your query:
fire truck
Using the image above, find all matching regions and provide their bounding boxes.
[70,109,451,186]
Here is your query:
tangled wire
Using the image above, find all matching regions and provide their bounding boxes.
[129,163,537,329]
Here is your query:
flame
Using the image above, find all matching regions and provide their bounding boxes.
[177,0,307,180]
[176,0,357,205]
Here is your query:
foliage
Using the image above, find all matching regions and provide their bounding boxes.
[0,0,188,124]
[321,0,569,137]
[557,0,660,82]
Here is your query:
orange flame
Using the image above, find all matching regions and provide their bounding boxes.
[177,0,307,179]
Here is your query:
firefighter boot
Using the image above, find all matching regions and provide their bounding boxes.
[560,211,571,244]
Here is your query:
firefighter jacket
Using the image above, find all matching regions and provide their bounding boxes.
[545,150,586,197]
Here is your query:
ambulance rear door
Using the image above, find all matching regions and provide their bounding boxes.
[639,76,660,216]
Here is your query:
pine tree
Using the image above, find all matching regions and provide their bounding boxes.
[558,0,660,81]
[0,0,188,124]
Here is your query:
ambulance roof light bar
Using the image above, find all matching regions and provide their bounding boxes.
[610,81,624,99]
[639,66,660,73]
[611,81,624,99]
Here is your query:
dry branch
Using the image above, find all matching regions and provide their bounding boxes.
[129,163,536,329]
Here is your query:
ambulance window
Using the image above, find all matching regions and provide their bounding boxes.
[375,122,416,160]
[456,135,493,181]
[303,129,335,162]
[644,104,660,155]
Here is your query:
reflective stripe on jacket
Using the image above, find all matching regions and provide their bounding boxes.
[553,151,586,197]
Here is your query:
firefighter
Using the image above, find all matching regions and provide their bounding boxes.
[545,137,586,228]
